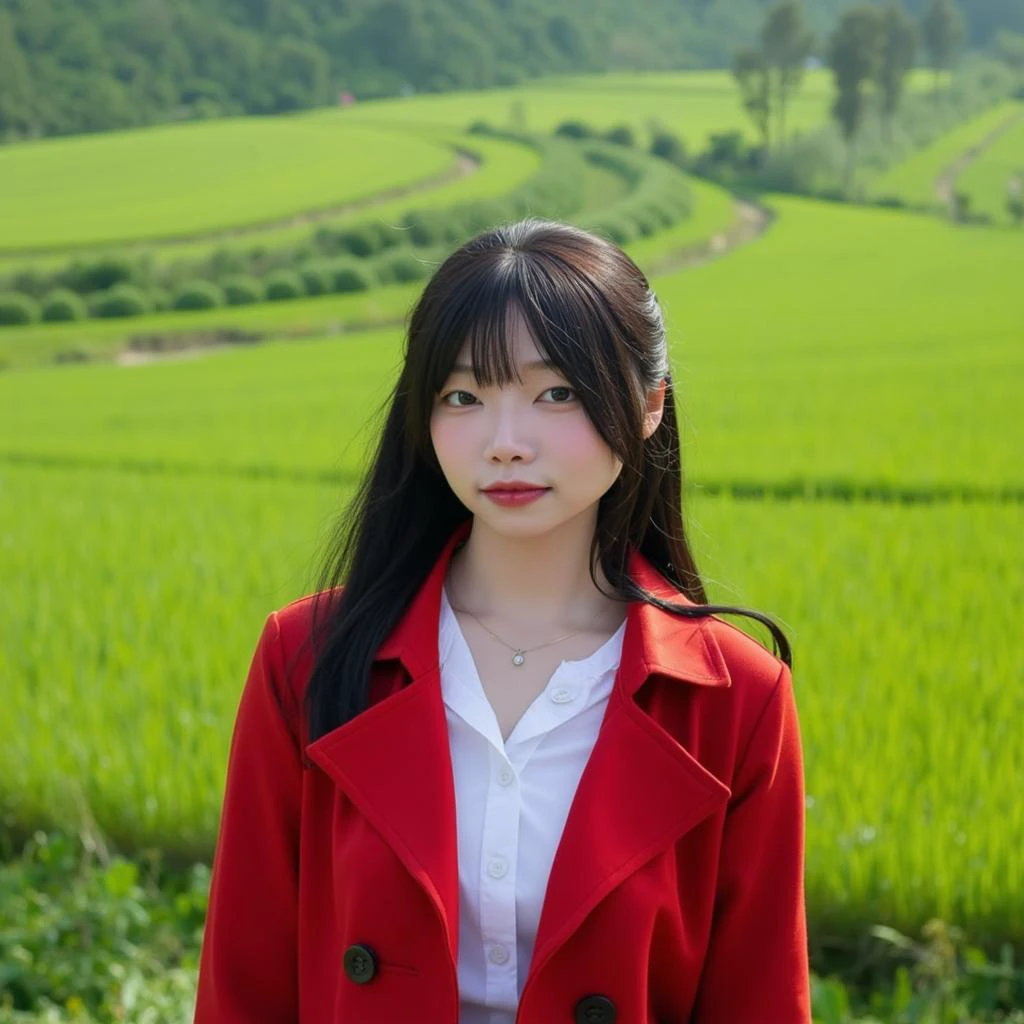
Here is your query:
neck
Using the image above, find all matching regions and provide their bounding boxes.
[445,513,623,634]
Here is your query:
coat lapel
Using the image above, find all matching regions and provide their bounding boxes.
[304,519,733,976]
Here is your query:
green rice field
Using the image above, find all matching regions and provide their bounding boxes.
[1,68,1022,958]
[0,118,454,252]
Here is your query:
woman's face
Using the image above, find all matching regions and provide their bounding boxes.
[429,309,623,541]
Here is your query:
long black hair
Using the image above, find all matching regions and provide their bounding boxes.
[304,218,790,744]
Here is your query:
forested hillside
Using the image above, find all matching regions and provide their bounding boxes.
[0,0,1017,141]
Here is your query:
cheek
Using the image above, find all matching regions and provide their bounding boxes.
[554,416,618,469]
[430,415,471,472]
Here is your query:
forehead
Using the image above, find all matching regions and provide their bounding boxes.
[449,306,553,377]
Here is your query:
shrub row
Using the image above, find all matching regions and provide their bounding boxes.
[576,140,693,246]
[0,259,376,325]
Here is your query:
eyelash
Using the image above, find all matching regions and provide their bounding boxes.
[440,386,577,408]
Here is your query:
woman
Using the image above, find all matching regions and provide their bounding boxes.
[193,219,811,1023]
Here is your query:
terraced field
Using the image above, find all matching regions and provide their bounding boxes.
[870,99,1021,209]
[957,104,1024,224]
[0,118,456,252]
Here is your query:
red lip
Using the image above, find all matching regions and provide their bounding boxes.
[481,481,549,492]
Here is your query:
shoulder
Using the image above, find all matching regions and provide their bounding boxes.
[253,587,343,742]
[688,609,794,745]
[703,612,789,694]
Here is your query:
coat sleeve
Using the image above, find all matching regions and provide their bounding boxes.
[193,611,302,1023]
[692,662,812,1023]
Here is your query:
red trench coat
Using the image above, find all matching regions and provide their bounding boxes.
[194,520,811,1023]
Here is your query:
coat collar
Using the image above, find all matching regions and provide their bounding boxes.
[304,519,732,985]
[372,517,731,692]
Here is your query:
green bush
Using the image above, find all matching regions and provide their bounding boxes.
[330,260,374,293]
[11,267,49,299]
[402,208,448,247]
[264,270,305,301]
[458,199,506,235]
[604,124,635,147]
[334,222,396,258]
[554,120,594,139]
[89,284,151,319]
[374,249,428,285]
[587,218,631,245]
[650,129,688,169]
[298,262,336,297]
[0,831,207,1022]
[222,275,265,306]
[149,286,171,312]
[207,247,249,278]
[171,280,224,311]
[0,291,40,326]
[40,288,88,322]
[63,255,137,294]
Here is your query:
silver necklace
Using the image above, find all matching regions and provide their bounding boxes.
[449,598,584,667]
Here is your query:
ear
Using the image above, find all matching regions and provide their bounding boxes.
[642,376,668,440]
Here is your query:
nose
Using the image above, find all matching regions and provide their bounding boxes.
[483,401,535,464]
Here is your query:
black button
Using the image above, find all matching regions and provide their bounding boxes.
[343,943,378,984]
[575,994,616,1024]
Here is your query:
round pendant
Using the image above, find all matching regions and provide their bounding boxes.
[512,652,525,667]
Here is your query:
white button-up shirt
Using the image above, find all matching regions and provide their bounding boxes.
[438,586,627,1024]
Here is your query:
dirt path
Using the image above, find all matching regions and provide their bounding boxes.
[645,197,773,277]
[934,108,1024,213]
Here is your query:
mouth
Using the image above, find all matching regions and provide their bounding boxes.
[481,483,549,493]
[480,484,551,506]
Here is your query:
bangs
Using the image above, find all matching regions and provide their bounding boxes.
[420,250,619,402]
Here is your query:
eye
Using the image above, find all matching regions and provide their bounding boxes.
[541,386,577,404]
[440,390,477,407]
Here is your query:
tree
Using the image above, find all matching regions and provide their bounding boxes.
[760,1,814,149]
[732,45,771,150]
[875,4,917,143]
[993,30,1024,79]
[0,11,35,138]
[827,5,883,195]
[921,0,965,94]
[1008,176,1024,227]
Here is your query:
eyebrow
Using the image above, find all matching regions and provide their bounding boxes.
[449,358,559,375]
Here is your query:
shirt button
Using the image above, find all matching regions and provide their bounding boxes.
[550,687,576,704]
[498,766,515,786]
[487,857,508,879]
[488,944,510,965]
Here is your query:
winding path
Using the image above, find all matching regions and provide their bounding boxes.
[646,197,772,277]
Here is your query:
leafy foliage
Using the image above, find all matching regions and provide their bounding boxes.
[0,0,1017,142]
